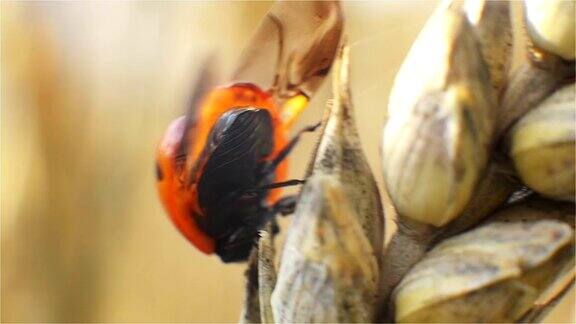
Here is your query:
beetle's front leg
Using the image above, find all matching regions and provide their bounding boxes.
[259,121,321,179]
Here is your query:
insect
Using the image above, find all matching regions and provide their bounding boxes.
[155,1,343,262]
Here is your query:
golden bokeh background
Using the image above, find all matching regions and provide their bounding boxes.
[2,1,573,322]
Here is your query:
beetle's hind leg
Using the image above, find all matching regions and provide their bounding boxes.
[259,194,299,236]
[272,195,297,216]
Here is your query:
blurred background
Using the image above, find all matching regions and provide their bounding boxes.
[2,1,573,322]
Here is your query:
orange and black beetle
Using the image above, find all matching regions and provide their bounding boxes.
[155,1,343,262]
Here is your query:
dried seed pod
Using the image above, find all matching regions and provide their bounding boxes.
[271,42,382,322]
[525,0,575,61]
[496,0,574,137]
[435,160,518,239]
[378,161,518,321]
[309,40,385,257]
[463,0,513,95]
[271,175,379,323]
[382,4,496,227]
[509,83,575,201]
[393,198,575,323]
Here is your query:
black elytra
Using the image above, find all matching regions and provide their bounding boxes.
[195,108,281,262]
[193,107,318,262]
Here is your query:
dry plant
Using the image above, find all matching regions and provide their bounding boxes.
[239,0,575,322]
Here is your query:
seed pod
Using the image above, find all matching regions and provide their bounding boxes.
[272,42,382,322]
[382,3,495,227]
[463,0,513,95]
[309,40,384,257]
[393,198,575,323]
[377,160,518,321]
[271,175,379,323]
[525,0,575,61]
[509,83,575,201]
[435,160,518,239]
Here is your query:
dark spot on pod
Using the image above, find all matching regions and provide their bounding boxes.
[155,161,164,181]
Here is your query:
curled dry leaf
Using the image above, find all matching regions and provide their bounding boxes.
[509,83,575,201]
[271,41,383,323]
[271,175,379,323]
[394,197,575,323]
[382,2,496,227]
[232,0,344,104]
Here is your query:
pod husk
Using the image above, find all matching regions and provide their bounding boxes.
[271,41,384,323]
[308,41,385,257]
[382,2,496,227]
[509,83,575,201]
[378,2,512,317]
[271,175,379,323]
[393,197,575,323]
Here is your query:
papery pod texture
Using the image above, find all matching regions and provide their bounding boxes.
[382,3,496,227]
[394,198,575,323]
[272,43,382,323]
[271,175,379,323]
[433,161,518,240]
[510,83,575,201]
[310,43,384,257]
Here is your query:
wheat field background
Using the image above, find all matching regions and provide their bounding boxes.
[2,1,574,322]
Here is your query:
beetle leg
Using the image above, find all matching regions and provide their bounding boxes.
[213,180,303,218]
[269,217,280,235]
[261,121,321,178]
[271,195,298,216]
[255,179,305,191]
[216,226,258,263]
[257,195,298,236]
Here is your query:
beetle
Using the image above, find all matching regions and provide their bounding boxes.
[155,1,343,262]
